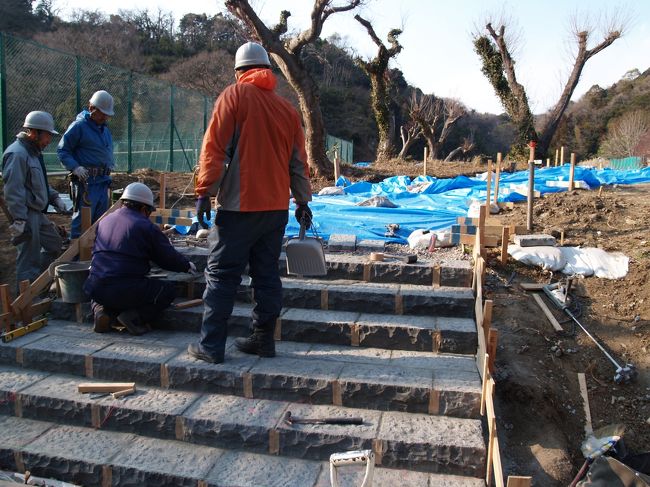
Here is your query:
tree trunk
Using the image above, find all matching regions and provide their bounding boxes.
[444,146,464,162]
[370,76,394,161]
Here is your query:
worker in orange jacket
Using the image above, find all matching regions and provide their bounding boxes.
[189,42,312,364]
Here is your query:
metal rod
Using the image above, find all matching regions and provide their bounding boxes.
[564,309,622,369]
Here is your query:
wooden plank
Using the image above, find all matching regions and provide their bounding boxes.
[519,283,546,291]
[18,280,32,325]
[494,153,501,205]
[578,373,593,436]
[501,227,510,265]
[155,208,195,218]
[480,353,489,413]
[487,329,498,373]
[78,382,135,393]
[486,159,492,207]
[29,298,52,318]
[569,153,576,191]
[531,293,564,332]
[0,285,12,332]
[483,300,493,345]
[111,386,136,399]
[506,477,532,487]
[172,299,203,310]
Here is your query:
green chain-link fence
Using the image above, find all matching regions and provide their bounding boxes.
[0,33,211,173]
[0,33,353,173]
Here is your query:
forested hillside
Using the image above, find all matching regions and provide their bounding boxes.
[2,1,648,162]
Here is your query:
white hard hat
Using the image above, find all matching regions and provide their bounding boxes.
[234,42,271,70]
[89,90,115,116]
[23,111,59,135]
[121,182,155,209]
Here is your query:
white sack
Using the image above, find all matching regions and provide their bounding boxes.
[407,228,454,249]
[467,200,499,217]
[507,244,566,271]
[560,247,628,279]
[318,186,345,195]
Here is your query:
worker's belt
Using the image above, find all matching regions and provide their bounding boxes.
[86,166,111,177]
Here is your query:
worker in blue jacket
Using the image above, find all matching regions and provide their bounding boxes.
[83,182,199,335]
[57,90,115,239]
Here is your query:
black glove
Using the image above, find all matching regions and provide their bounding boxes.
[294,204,312,227]
[196,196,212,229]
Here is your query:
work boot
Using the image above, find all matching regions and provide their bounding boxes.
[117,310,148,336]
[93,306,113,334]
[235,328,275,357]
[187,342,224,364]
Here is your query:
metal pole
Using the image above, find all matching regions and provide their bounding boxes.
[526,144,535,232]
[127,72,133,173]
[75,56,81,113]
[169,84,174,172]
[0,33,8,152]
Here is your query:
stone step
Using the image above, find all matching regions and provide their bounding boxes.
[160,274,475,318]
[0,414,485,486]
[177,246,473,287]
[0,323,482,418]
[0,366,486,477]
[50,300,477,355]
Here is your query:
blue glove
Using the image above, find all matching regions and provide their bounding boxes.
[295,204,312,227]
[196,196,212,229]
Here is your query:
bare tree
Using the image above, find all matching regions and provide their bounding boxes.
[444,133,475,162]
[599,110,650,158]
[161,50,234,95]
[398,121,421,159]
[354,15,402,161]
[409,92,466,160]
[474,12,626,158]
[225,0,362,178]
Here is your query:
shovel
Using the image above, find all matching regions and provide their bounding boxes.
[286,218,327,276]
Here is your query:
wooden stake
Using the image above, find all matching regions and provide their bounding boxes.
[0,284,12,333]
[532,293,564,332]
[507,477,532,487]
[494,153,502,205]
[159,173,167,209]
[526,144,535,232]
[486,159,492,208]
[172,299,203,310]
[577,373,593,436]
[546,158,550,168]
[423,147,428,176]
[500,227,509,265]
[333,148,341,182]
[555,149,559,167]
[569,153,576,191]
[560,230,565,246]
[75,303,83,323]
[560,146,565,166]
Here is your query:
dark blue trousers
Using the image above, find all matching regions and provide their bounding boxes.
[84,274,177,324]
[200,210,288,357]
[71,180,110,239]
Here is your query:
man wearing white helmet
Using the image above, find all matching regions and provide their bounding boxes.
[2,111,69,289]
[83,182,199,334]
[190,42,312,363]
[57,90,115,239]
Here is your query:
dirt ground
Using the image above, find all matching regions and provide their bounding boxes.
[1,161,648,486]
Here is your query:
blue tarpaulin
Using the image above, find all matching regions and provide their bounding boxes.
[176,165,650,243]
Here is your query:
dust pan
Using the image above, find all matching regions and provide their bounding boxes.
[286,219,327,276]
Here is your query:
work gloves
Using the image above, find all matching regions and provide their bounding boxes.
[9,220,29,246]
[72,166,89,182]
[295,203,312,227]
[195,196,212,229]
[53,197,71,215]
[188,261,201,276]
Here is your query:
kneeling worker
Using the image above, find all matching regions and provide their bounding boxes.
[84,182,198,334]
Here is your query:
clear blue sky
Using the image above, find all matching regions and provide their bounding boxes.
[58,0,650,114]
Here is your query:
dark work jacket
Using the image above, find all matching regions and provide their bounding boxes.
[90,206,190,279]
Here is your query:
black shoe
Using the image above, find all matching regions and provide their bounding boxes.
[235,331,276,357]
[188,343,223,364]
[93,307,112,333]
[117,310,148,336]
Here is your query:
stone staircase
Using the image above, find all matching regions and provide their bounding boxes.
[0,249,487,486]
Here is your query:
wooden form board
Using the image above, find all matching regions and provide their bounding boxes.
[531,293,564,332]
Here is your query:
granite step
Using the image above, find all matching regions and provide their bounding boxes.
[159,274,475,318]
[0,366,486,477]
[49,300,478,354]
[0,414,485,486]
[177,246,473,288]
[0,322,482,418]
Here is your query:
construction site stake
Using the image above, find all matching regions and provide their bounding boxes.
[486,159,492,208]
[569,153,576,191]
[423,146,428,176]
[493,153,502,205]
[526,143,535,232]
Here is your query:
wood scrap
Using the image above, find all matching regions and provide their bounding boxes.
[78,382,135,393]
[531,293,564,332]
[173,299,203,310]
[111,386,136,399]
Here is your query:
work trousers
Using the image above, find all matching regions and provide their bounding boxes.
[84,275,177,325]
[16,209,62,290]
[71,179,110,239]
[200,210,288,358]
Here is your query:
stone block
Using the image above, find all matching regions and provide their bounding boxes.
[439,261,473,288]
[0,330,48,365]
[369,261,432,286]
[326,283,397,314]
[281,279,323,309]
[321,255,365,280]
[400,286,474,317]
[356,313,437,352]
[180,394,287,453]
[279,309,359,345]
[307,343,392,366]
[19,375,94,426]
[436,317,478,354]
[0,366,49,415]
[513,234,557,247]
[327,234,356,251]
[0,416,53,471]
[21,334,113,376]
[357,239,386,252]
[313,463,431,487]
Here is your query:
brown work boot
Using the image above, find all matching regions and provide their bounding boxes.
[93,308,112,333]
[117,310,148,336]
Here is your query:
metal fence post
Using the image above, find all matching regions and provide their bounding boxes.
[127,72,133,173]
[169,84,174,172]
[0,33,8,151]
[75,55,81,113]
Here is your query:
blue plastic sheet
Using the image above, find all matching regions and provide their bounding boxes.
[178,165,650,244]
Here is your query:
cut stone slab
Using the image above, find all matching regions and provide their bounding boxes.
[307,343,392,366]
[206,450,323,487]
[313,463,428,487]
[355,313,438,352]
[513,234,557,247]
[377,411,485,476]
[325,282,399,314]
[276,403,381,461]
[180,394,287,453]
[21,424,133,486]
[0,366,49,415]
[0,330,49,365]
[337,363,433,414]
[357,239,386,252]
[400,285,474,317]
[20,334,113,376]
[279,308,359,345]
[327,234,356,251]
[91,342,182,385]
[0,415,53,471]
[159,303,253,336]
[110,434,222,486]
